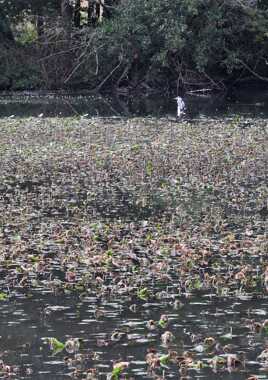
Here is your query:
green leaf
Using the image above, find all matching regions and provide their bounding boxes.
[146,161,153,176]
[0,292,7,301]
[111,367,122,380]
[111,362,129,380]
[160,354,170,366]
[48,338,65,354]
[158,319,166,328]
[106,249,114,258]
[158,315,168,329]
[210,355,226,366]
[137,287,149,301]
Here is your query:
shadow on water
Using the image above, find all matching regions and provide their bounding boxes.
[0,88,268,118]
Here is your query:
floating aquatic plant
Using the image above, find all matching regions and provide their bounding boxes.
[0,292,8,301]
[0,116,267,379]
[161,331,175,346]
[110,361,129,380]
[65,338,80,353]
[158,314,169,329]
[137,287,150,301]
[47,337,65,354]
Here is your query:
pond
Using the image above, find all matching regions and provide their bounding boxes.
[0,100,267,380]
[1,283,268,379]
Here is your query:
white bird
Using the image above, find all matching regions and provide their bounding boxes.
[174,96,185,118]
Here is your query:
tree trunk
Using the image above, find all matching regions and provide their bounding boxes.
[74,0,81,28]
[60,0,73,86]
[88,1,105,25]
[0,7,14,43]
[88,0,97,26]
[61,0,73,39]
[36,15,44,39]
[98,0,104,23]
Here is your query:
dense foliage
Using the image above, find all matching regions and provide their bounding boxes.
[0,0,268,91]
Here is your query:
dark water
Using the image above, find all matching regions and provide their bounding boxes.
[1,286,268,379]
[0,88,268,118]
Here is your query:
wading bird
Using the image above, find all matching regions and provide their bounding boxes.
[174,96,185,118]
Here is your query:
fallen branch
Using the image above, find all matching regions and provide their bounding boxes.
[187,88,213,93]
[64,56,86,83]
[202,71,226,90]
[116,64,130,87]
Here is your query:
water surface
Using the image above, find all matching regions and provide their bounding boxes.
[1,287,268,379]
[0,88,268,119]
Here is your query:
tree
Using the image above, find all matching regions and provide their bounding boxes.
[89,0,268,89]
[74,0,81,28]
[0,6,14,43]
[0,0,61,21]
[61,0,73,38]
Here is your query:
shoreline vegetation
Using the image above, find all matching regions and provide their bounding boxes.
[0,116,267,378]
[1,0,268,93]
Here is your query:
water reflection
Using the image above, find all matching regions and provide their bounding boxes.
[0,88,267,118]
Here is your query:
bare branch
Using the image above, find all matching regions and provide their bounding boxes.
[95,59,123,91]
[237,59,268,82]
